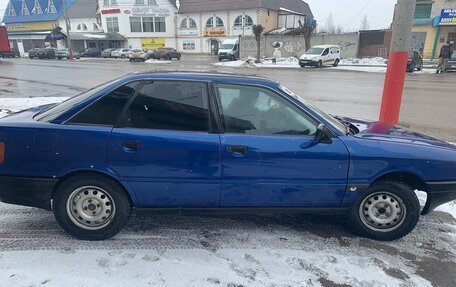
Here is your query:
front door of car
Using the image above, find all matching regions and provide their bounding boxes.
[321,48,331,65]
[107,80,221,208]
[214,83,350,207]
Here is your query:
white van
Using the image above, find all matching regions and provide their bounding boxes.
[299,45,341,68]
[218,38,240,61]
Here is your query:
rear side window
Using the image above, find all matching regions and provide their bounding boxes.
[122,81,209,132]
[68,81,139,126]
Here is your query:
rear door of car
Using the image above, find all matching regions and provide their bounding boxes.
[107,79,222,208]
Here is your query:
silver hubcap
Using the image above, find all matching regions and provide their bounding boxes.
[359,192,406,232]
[66,186,116,230]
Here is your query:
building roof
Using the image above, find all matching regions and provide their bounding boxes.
[65,0,98,19]
[2,0,77,24]
[178,0,313,17]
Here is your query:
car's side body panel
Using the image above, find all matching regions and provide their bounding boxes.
[107,128,222,207]
[220,135,350,207]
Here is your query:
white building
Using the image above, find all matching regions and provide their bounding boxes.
[177,0,313,54]
[99,0,178,50]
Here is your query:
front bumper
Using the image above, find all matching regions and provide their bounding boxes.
[422,181,456,215]
[0,176,57,211]
[299,59,318,66]
[218,53,234,60]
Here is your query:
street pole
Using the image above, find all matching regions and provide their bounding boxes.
[379,0,416,124]
[62,0,73,60]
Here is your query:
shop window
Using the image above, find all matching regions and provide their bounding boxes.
[143,17,154,32]
[234,15,253,27]
[414,4,432,19]
[33,0,43,14]
[47,0,56,13]
[183,41,195,50]
[206,16,224,28]
[21,0,30,15]
[103,0,117,6]
[106,17,119,32]
[154,17,166,32]
[181,18,197,29]
[130,17,142,32]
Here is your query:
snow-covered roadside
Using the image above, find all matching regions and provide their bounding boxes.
[0,97,67,118]
[145,59,172,64]
[213,57,435,74]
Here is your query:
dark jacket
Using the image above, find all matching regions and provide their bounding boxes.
[439,45,452,59]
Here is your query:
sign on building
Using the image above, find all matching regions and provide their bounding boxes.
[440,9,456,26]
[203,29,226,37]
[6,21,57,32]
[140,38,165,50]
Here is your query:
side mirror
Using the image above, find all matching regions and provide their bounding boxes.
[314,124,333,144]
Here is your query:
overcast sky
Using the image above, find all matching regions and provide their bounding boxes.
[1,0,397,31]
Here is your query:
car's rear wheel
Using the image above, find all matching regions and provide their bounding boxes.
[333,59,340,67]
[177,54,181,60]
[53,174,131,240]
[165,55,171,60]
[350,181,420,241]
[121,54,125,59]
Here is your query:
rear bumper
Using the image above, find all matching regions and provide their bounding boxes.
[0,176,57,211]
[422,181,456,215]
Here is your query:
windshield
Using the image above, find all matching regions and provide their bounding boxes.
[306,48,324,55]
[220,44,235,50]
[35,79,121,122]
[278,84,348,135]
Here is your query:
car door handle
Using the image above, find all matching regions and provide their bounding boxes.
[227,145,249,155]
[121,141,140,152]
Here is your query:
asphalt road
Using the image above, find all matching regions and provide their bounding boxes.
[1,56,455,141]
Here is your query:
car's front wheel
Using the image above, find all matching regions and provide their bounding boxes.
[350,181,420,241]
[53,174,131,240]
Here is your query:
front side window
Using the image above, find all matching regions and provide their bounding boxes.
[216,84,318,136]
[123,81,209,132]
[68,82,140,126]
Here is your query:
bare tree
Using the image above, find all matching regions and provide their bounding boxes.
[335,25,344,34]
[360,14,370,30]
[323,12,336,34]
[293,18,317,51]
[252,24,264,63]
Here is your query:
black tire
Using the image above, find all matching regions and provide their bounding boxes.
[333,59,340,67]
[219,58,223,62]
[165,54,171,60]
[417,65,422,71]
[129,59,133,62]
[121,54,125,59]
[409,63,415,73]
[177,54,181,60]
[349,181,420,241]
[53,174,131,240]
[316,60,323,68]
[231,55,236,61]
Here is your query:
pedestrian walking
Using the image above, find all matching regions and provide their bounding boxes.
[436,42,452,74]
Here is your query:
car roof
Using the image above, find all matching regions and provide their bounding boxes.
[126,71,278,87]
[312,45,340,49]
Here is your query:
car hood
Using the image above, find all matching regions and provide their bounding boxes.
[341,116,456,150]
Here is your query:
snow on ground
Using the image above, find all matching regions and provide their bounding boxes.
[145,59,173,64]
[340,57,387,66]
[214,57,435,74]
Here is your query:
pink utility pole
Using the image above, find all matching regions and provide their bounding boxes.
[379,0,416,124]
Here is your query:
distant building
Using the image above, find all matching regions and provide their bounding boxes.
[177,0,313,54]
[2,0,126,54]
[411,0,456,59]
[98,0,179,51]
[358,29,392,58]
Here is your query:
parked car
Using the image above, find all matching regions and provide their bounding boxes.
[407,51,423,72]
[1,72,455,241]
[36,48,56,59]
[129,49,151,62]
[101,48,116,58]
[80,48,101,57]
[111,48,131,59]
[299,45,341,68]
[218,38,239,61]
[1,48,20,58]
[155,47,181,60]
[28,48,40,59]
[445,51,456,72]
[56,48,80,60]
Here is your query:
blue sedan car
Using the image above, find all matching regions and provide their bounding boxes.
[0,72,455,241]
